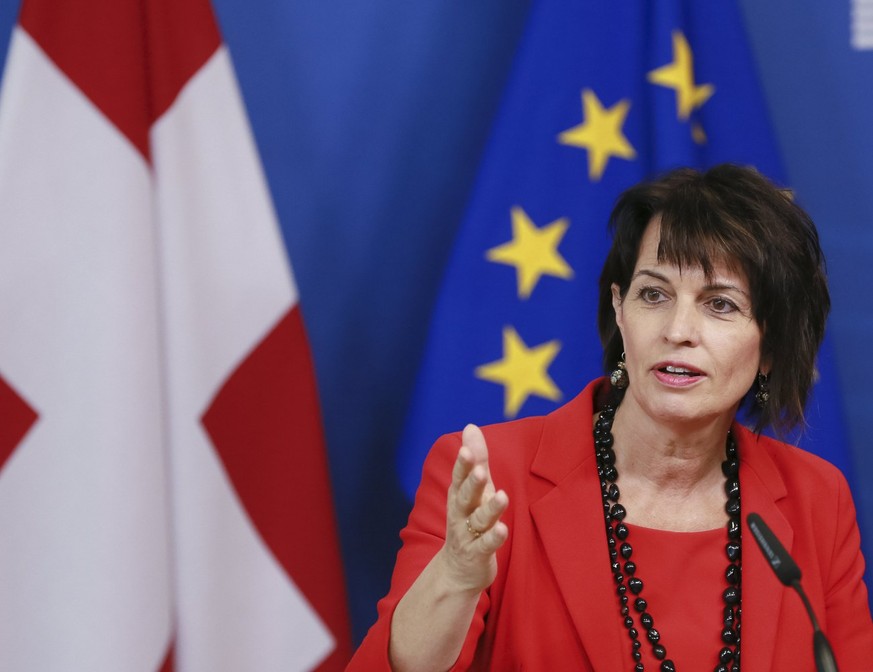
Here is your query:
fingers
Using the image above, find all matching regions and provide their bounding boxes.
[451,425,487,487]
[455,461,489,517]
[450,425,493,511]
[450,444,475,494]
[461,423,488,464]
[466,488,509,541]
[449,425,507,545]
[441,426,509,593]
[478,519,509,554]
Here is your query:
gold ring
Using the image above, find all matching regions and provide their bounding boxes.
[466,517,483,538]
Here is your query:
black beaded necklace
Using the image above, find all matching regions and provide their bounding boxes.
[593,402,742,672]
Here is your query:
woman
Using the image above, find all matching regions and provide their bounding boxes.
[348,165,873,671]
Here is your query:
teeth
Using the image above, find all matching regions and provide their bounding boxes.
[665,365,692,374]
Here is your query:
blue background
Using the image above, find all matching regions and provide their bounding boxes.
[2,0,871,644]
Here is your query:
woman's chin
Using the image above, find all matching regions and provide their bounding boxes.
[627,386,729,430]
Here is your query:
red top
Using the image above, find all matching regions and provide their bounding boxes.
[622,524,729,669]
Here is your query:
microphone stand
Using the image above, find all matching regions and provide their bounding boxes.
[789,579,838,672]
[747,512,839,672]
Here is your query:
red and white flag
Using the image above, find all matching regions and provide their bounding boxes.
[0,0,351,670]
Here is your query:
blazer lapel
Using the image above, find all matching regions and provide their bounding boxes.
[528,382,626,671]
[734,426,792,672]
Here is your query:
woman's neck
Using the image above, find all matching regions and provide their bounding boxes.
[605,397,734,531]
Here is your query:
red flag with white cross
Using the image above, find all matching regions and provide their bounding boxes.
[0,0,351,669]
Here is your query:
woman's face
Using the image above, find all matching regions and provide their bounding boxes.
[612,218,764,430]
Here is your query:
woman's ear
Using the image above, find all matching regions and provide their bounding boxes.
[759,331,772,376]
[611,283,624,332]
[759,355,772,378]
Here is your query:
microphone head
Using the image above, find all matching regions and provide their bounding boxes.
[747,512,802,586]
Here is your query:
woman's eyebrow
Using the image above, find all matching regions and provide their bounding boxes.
[704,281,751,298]
[631,269,670,283]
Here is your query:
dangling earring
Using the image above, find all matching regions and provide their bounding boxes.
[755,371,770,407]
[610,352,628,390]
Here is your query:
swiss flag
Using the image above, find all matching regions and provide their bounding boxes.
[0,0,351,670]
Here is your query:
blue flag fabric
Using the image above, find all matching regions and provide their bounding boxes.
[398,0,851,497]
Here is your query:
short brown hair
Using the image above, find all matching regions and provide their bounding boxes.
[598,164,830,434]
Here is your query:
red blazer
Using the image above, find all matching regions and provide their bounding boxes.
[349,379,873,671]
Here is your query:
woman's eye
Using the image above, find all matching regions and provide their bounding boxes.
[708,297,737,313]
[638,287,664,303]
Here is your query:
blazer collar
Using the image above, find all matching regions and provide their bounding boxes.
[527,380,794,672]
[734,425,793,672]
[529,379,625,671]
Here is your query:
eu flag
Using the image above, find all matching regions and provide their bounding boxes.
[398,0,852,496]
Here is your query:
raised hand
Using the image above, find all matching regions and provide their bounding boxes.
[441,424,509,594]
[389,425,510,671]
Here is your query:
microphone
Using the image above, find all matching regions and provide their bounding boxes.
[747,512,839,672]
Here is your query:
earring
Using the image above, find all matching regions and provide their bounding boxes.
[610,352,628,390]
[755,371,770,407]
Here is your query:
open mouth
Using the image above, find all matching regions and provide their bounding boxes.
[657,365,702,378]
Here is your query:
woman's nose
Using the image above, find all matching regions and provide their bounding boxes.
[662,298,700,345]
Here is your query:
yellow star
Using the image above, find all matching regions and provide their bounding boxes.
[475,326,562,418]
[485,207,574,299]
[557,89,636,182]
[648,31,714,120]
